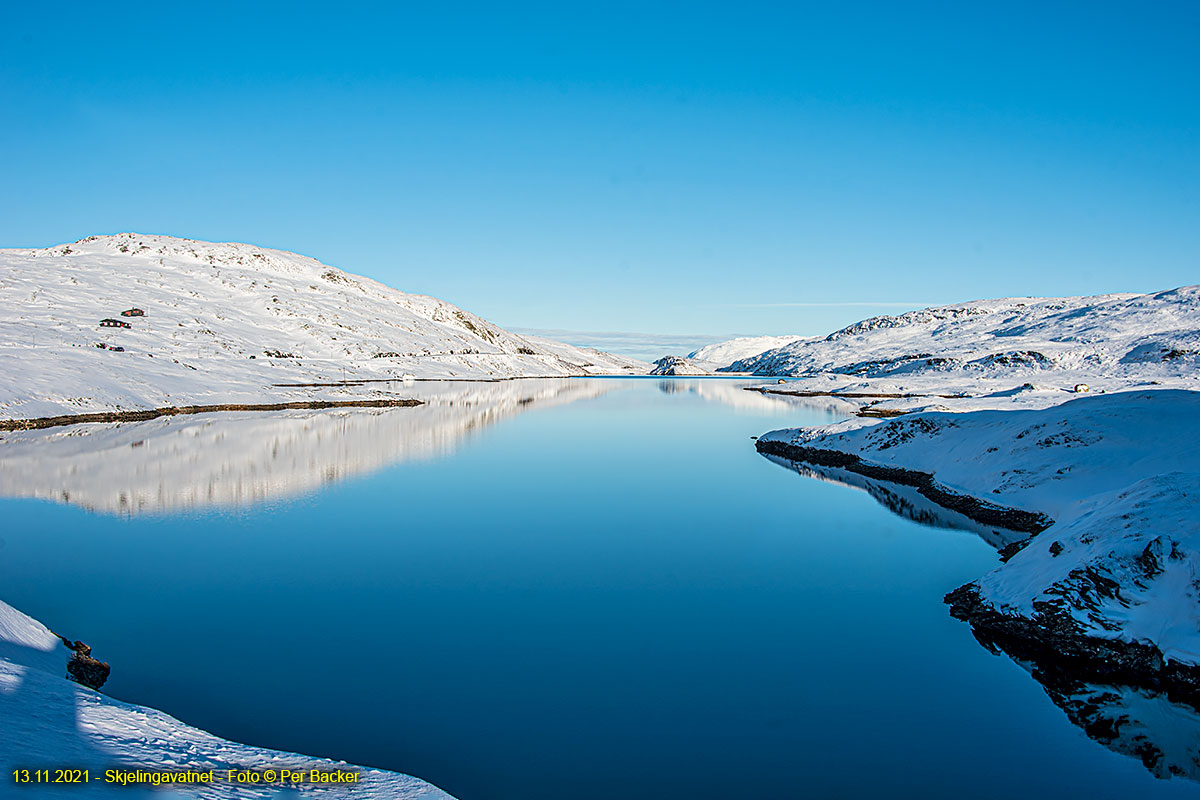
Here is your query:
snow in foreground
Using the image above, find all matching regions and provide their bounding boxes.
[760,389,1200,669]
[0,599,453,798]
[0,233,646,420]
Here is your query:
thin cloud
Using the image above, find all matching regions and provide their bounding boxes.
[715,301,933,308]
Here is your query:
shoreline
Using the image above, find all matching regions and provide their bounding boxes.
[946,583,1200,708]
[0,398,423,433]
[756,395,1200,712]
[753,437,1053,533]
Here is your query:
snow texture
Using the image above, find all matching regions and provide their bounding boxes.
[686,335,804,366]
[723,287,1200,412]
[0,234,646,419]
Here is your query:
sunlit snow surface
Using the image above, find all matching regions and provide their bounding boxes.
[0,234,645,419]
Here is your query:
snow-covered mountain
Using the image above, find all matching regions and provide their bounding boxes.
[687,334,805,367]
[0,233,646,419]
[725,289,1200,386]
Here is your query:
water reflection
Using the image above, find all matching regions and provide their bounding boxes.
[657,379,859,419]
[1012,657,1200,780]
[0,379,609,515]
[762,456,1027,549]
[762,451,1200,783]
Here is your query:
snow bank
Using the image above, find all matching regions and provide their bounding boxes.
[0,233,646,419]
[0,599,453,798]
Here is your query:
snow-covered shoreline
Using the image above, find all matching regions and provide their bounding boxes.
[0,598,454,798]
[757,388,1200,704]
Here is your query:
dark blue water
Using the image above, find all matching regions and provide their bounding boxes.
[1,379,1196,799]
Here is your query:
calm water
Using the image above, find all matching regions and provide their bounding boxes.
[1,378,1196,799]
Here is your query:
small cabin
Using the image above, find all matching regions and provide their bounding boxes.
[100,318,131,329]
[1073,383,1090,394]
[120,308,145,317]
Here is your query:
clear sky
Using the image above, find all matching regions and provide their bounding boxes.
[2,1,1197,346]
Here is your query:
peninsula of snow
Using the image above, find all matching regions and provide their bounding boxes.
[738,286,1200,705]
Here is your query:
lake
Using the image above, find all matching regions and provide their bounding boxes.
[1,378,1196,799]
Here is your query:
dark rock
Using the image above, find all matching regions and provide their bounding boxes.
[755,438,1053,533]
[57,636,110,690]
[945,583,1200,710]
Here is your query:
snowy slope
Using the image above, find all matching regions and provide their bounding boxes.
[0,599,453,799]
[687,335,805,367]
[759,390,1200,672]
[0,234,646,419]
[727,288,1200,389]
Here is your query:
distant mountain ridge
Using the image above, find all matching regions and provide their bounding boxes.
[721,287,1200,381]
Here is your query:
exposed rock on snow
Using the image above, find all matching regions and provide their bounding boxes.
[0,233,646,420]
[758,390,1200,705]
[648,355,712,375]
[0,599,453,798]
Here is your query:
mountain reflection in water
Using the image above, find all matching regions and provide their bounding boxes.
[0,379,610,515]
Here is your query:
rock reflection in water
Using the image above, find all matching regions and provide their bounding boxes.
[762,451,1200,784]
[0,379,608,515]
[762,455,1027,549]
[1012,656,1200,781]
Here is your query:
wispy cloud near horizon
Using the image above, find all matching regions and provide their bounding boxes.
[713,301,933,308]
[512,328,740,361]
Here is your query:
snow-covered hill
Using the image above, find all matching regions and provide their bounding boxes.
[687,335,804,367]
[0,234,645,419]
[726,289,1200,392]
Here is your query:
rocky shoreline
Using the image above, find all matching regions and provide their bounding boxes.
[757,408,1200,713]
[0,398,423,432]
[754,437,1053,533]
[946,583,1200,709]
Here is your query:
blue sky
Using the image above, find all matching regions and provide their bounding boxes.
[2,1,1196,347]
